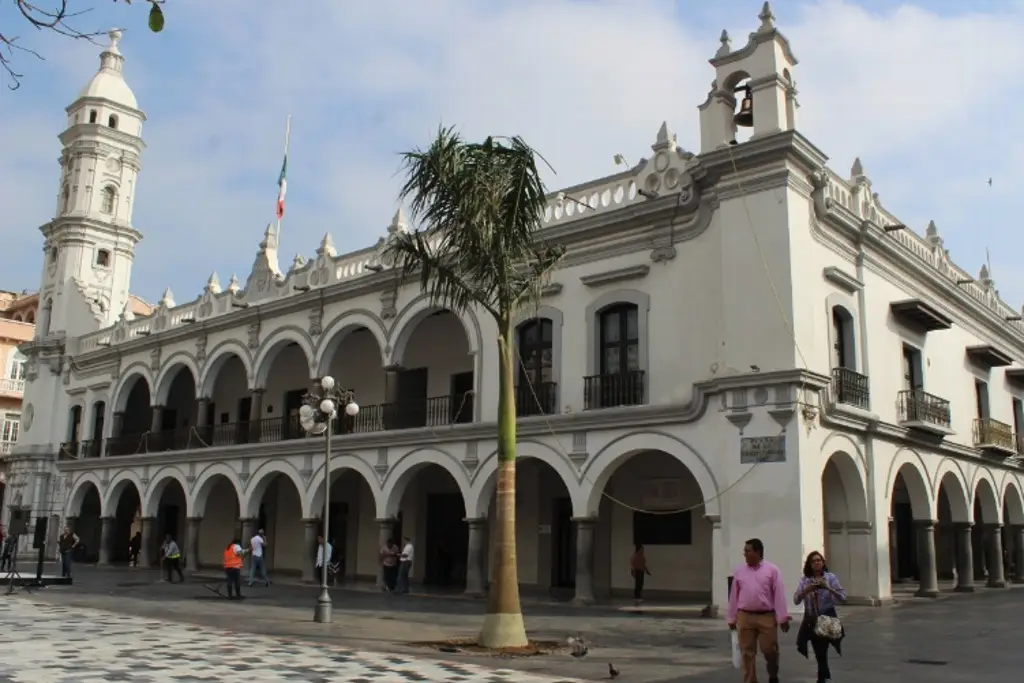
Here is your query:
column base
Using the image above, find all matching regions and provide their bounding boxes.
[954,585,975,593]
[913,588,939,598]
[571,596,595,606]
[463,588,486,599]
[986,580,1007,588]
[1011,577,1024,584]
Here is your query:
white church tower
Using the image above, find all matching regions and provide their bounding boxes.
[5,30,145,533]
[40,28,145,336]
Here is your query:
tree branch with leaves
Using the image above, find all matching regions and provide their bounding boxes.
[1,0,165,89]
[383,127,564,648]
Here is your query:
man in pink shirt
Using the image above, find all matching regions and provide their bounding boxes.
[727,538,791,683]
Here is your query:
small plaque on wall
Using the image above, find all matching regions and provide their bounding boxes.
[740,436,786,464]
[538,524,552,535]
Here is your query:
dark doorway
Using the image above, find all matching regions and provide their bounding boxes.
[315,502,348,577]
[449,371,474,423]
[284,389,305,439]
[394,367,428,429]
[892,501,916,580]
[112,488,140,563]
[551,497,576,590]
[158,503,180,551]
[424,493,467,588]
[236,396,252,443]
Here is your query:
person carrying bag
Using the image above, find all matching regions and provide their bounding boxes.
[794,551,846,683]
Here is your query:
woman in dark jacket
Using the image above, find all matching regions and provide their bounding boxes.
[794,551,846,683]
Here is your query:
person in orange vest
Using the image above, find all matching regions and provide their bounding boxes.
[223,537,247,599]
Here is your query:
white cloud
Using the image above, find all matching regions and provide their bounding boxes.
[1,0,1022,303]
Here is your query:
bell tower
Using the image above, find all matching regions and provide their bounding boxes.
[40,28,145,335]
[698,2,799,153]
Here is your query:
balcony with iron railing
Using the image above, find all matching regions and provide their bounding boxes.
[896,389,953,435]
[103,394,476,456]
[972,418,1017,457]
[830,367,870,411]
[0,441,14,455]
[58,441,79,461]
[516,382,558,417]
[583,370,646,410]
[0,378,25,397]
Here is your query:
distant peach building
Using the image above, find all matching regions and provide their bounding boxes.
[0,291,37,510]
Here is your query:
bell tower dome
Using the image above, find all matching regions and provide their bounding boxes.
[698,2,799,153]
[40,28,145,334]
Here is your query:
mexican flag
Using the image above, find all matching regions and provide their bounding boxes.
[276,155,288,219]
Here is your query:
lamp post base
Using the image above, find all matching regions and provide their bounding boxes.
[313,587,333,623]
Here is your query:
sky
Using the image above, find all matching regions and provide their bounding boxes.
[0,0,1021,308]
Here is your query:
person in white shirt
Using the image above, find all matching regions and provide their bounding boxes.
[315,535,333,583]
[396,536,414,595]
[248,529,270,587]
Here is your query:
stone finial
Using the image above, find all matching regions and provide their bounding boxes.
[850,157,864,178]
[979,263,992,284]
[652,121,677,152]
[757,2,776,32]
[924,220,941,244]
[205,272,221,294]
[159,288,175,308]
[227,274,241,294]
[715,30,732,58]
[107,28,123,54]
[290,253,306,272]
[259,223,279,251]
[317,232,337,258]
[388,208,409,235]
[119,298,134,322]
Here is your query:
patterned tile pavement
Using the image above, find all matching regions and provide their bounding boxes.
[0,598,585,682]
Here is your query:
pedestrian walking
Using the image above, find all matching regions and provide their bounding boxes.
[222,537,246,599]
[396,536,414,595]
[0,531,13,572]
[128,531,142,567]
[380,537,400,592]
[314,535,333,584]
[57,526,80,580]
[630,543,651,603]
[727,538,791,683]
[248,529,270,587]
[794,551,846,683]
[161,535,185,583]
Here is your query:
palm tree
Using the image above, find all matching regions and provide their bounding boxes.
[383,127,564,648]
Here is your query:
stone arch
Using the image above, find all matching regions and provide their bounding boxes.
[110,364,153,413]
[102,470,145,517]
[379,448,471,518]
[191,463,244,517]
[252,326,316,389]
[243,459,311,518]
[1002,481,1024,525]
[886,456,932,519]
[466,439,583,518]
[141,466,191,517]
[821,450,869,523]
[934,459,971,523]
[511,305,565,405]
[583,289,651,401]
[199,340,254,397]
[66,473,104,516]
[313,309,389,375]
[307,453,383,518]
[972,472,1002,524]
[387,294,483,366]
[582,430,720,518]
[153,353,200,405]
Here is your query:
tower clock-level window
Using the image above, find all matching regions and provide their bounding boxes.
[101,186,117,214]
[49,246,58,264]
[108,114,118,129]
[95,249,110,267]
[88,110,97,124]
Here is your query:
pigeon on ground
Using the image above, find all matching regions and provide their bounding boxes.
[567,635,589,659]
[609,662,620,678]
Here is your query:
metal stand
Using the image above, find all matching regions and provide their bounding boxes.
[4,537,37,596]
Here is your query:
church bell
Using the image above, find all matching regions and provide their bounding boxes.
[733,86,754,128]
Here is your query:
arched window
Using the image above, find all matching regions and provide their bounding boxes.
[516,318,555,415]
[7,350,27,381]
[107,114,118,129]
[88,110,97,124]
[831,305,856,370]
[588,303,643,408]
[101,186,117,214]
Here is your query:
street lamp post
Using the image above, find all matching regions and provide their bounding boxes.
[299,375,358,624]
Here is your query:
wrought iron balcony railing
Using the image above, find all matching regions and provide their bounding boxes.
[583,370,646,410]
[830,367,870,410]
[972,418,1015,452]
[516,381,558,417]
[897,389,951,429]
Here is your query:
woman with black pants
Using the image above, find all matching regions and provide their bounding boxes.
[794,551,847,683]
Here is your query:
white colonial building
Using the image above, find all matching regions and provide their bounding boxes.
[7,6,1024,611]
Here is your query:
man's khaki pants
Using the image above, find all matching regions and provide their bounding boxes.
[736,610,779,683]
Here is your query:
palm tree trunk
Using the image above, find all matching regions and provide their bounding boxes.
[477,326,528,648]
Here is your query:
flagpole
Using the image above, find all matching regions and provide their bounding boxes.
[277,114,292,238]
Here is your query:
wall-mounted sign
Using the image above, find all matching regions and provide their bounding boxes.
[740,435,786,464]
